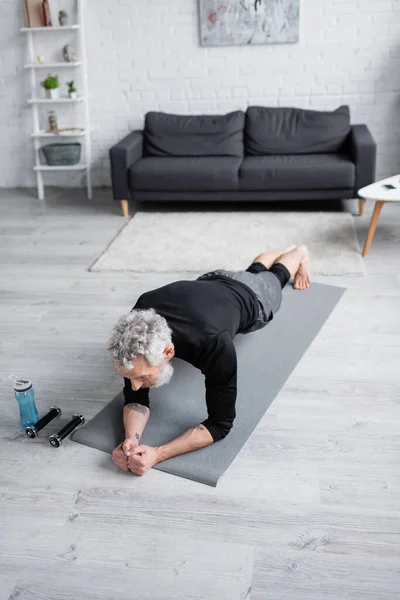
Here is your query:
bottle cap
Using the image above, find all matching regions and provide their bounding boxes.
[9,374,32,392]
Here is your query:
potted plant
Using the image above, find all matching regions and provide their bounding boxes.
[41,74,60,99]
[59,10,68,26]
[66,80,77,100]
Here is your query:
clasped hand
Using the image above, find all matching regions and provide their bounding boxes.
[111,440,158,476]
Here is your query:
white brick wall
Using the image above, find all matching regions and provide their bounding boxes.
[1,0,400,188]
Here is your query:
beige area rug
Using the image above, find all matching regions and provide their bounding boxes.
[90,212,365,276]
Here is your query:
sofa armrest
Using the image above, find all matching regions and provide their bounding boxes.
[109,130,143,201]
[347,124,376,193]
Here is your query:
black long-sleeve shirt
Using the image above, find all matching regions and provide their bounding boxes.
[123,276,260,442]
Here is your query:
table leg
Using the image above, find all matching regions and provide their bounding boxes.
[362,200,385,257]
[359,198,366,216]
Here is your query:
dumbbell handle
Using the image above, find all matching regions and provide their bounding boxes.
[25,406,61,438]
[49,414,85,447]
[56,414,85,438]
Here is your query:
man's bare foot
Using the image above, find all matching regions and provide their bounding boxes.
[252,245,297,270]
[293,247,311,290]
[281,244,297,255]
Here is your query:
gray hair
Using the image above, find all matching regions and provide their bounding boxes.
[107,308,172,370]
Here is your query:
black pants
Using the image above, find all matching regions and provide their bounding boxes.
[246,261,291,289]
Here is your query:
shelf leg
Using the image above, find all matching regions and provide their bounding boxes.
[37,171,44,200]
[87,166,92,200]
[79,0,93,202]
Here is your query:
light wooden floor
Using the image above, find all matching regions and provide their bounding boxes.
[0,189,399,600]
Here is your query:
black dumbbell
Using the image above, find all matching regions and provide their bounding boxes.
[49,413,85,448]
[25,406,62,438]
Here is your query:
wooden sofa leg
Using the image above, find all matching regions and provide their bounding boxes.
[359,198,366,216]
[121,199,129,219]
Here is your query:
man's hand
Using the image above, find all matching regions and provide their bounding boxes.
[112,438,138,472]
[111,442,130,472]
[122,437,138,457]
[113,425,214,476]
[128,445,159,476]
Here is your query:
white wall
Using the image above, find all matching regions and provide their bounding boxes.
[1,0,400,188]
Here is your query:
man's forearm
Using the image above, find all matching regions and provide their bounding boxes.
[123,403,150,444]
[155,424,213,463]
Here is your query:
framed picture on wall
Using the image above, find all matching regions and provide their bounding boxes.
[25,0,45,27]
[199,0,300,47]
[23,0,30,26]
[42,0,52,26]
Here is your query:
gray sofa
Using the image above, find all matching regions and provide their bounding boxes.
[110,105,376,217]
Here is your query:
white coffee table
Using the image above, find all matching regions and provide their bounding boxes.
[358,175,400,257]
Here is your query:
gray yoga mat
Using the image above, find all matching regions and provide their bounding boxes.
[72,282,345,486]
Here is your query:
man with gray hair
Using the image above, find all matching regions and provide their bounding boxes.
[108,245,310,476]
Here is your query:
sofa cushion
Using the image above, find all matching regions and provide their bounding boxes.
[239,154,355,191]
[130,157,242,191]
[245,106,351,155]
[144,111,245,157]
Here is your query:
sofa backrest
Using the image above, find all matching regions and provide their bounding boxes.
[144,111,245,157]
[245,106,351,155]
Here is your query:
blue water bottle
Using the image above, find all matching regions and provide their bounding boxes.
[9,374,40,429]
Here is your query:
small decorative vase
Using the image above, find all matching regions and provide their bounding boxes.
[63,44,77,63]
[59,15,68,26]
[48,111,59,133]
[46,88,59,99]
[69,91,77,100]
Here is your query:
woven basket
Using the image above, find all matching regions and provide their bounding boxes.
[41,143,81,166]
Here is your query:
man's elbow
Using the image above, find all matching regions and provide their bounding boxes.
[201,419,233,443]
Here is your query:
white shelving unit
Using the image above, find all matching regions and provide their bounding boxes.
[21,25,80,32]
[34,164,87,171]
[31,130,87,138]
[24,61,83,68]
[21,0,92,200]
[27,97,85,104]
